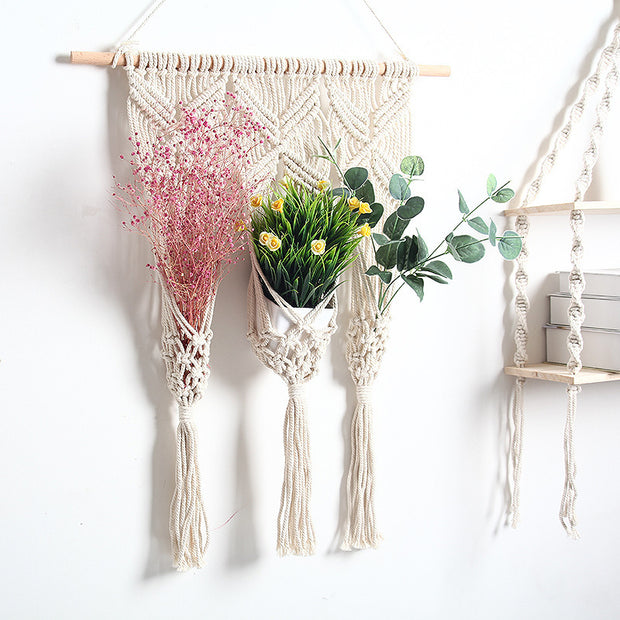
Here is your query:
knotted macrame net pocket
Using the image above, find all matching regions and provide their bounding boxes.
[247,251,337,556]
[160,283,216,570]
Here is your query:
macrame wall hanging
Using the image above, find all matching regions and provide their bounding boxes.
[504,19,620,539]
[72,0,450,565]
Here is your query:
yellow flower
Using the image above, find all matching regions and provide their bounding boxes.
[250,194,263,208]
[259,231,272,246]
[235,219,246,232]
[267,235,282,251]
[279,176,292,188]
[317,180,330,192]
[311,239,326,255]
[358,223,372,237]
[271,198,284,213]
[358,202,371,214]
[348,196,360,211]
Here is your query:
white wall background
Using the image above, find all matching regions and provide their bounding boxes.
[1,1,620,618]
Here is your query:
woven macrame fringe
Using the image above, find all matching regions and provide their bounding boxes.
[341,385,381,550]
[277,384,316,556]
[560,385,580,540]
[510,377,526,528]
[170,408,209,570]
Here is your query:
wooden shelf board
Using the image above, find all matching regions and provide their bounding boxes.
[504,362,620,385]
[504,201,620,217]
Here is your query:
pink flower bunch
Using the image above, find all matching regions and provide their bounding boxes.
[114,93,266,329]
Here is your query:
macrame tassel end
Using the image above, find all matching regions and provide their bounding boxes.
[169,415,209,571]
[341,387,382,551]
[277,385,316,557]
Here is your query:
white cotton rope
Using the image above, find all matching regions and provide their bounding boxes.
[341,242,390,550]
[160,283,215,570]
[246,250,338,556]
[509,20,620,534]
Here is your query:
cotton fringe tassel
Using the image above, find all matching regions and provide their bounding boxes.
[277,383,315,556]
[341,384,381,550]
[170,404,209,570]
[510,376,526,528]
[161,287,215,570]
[560,385,580,539]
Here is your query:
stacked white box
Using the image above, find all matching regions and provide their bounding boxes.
[545,270,620,371]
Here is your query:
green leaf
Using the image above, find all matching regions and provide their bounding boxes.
[376,240,402,269]
[449,234,486,263]
[402,274,424,301]
[372,232,390,246]
[366,265,392,284]
[445,232,454,243]
[400,155,424,177]
[492,188,515,203]
[467,216,489,234]
[497,231,522,259]
[397,236,419,272]
[416,232,428,262]
[356,180,375,205]
[422,260,453,280]
[332,187,352,199]
[344,167,368,190]
[389,174,411,201]
[423,273,449,284]
[397,196,424,220]
[489,219,497,246]
[367,202,384,228]
[458,190,469,214]
[487,174,497,196]
[383,212,408,240]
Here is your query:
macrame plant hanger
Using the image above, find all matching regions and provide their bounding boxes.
[71,0,450,563]
[505,19,620,539]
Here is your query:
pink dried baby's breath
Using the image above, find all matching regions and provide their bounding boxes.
[115,94,265,329]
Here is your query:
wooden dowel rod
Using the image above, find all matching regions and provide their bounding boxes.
[70,51,451,77]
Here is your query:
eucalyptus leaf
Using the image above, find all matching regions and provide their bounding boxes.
[449,234,486,263]
[344,167,368,190]
[383,212,408,240]
[487,174,497,196]
[372,232,390,246]
[416,232,428,262]
[467,216,489,234]
[366,265,393,284]
[423,273,449,284]
[489,219,497,246]
[422,260,453,280]
[497,231,522,259]
[376,240,402,269]
[389,174,411,201]
[400,155,424,177]
[367,202,384,228]
[458,190,469,214]
[492,188,515,203]
[332,187,352,198]
[402,274,424,301]
[397,236,419,272]
[397,196,424,220]
[356,180,375,205]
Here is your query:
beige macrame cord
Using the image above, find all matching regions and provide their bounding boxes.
[160,282,216,570]
[247,250,338,556]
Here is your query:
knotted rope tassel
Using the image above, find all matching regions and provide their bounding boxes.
[510,377,526,528]
[341,384,382,550]
[560,385,581,540]
[169,404,209,570]
[277,382,315,556]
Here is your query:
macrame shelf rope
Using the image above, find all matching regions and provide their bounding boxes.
[70,51,451,77]
[505,19,620,538]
